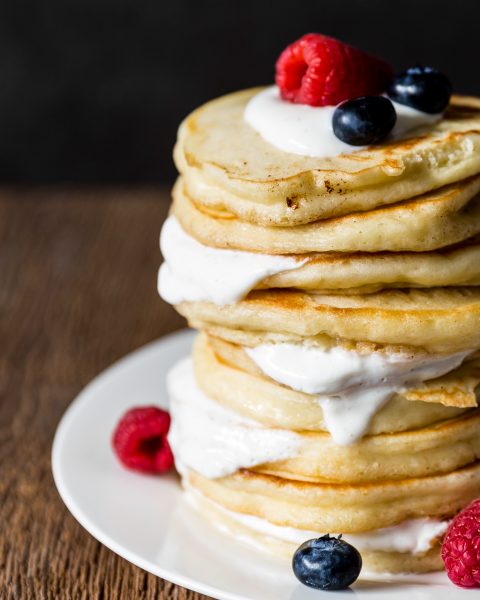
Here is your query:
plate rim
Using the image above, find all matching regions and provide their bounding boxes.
[52,329,248,600]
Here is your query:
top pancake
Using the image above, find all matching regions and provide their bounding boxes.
[174,88,480,226]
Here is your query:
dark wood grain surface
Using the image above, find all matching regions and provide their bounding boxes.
[0,187,210,599]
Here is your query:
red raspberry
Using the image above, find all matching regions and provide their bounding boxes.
[442,498,480,588]
[275,33,393,107]
[112,406,174,474]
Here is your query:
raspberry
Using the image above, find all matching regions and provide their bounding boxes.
[112,406,174,474]
[275,33,393,107]
[442,498,480,588]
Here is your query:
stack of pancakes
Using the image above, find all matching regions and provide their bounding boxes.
[160,88,480,574]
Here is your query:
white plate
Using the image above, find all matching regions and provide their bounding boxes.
[52,329,474,600]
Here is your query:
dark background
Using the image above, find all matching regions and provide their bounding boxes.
[2,0,479,183]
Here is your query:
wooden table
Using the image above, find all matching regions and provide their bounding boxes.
[1,187,209,599]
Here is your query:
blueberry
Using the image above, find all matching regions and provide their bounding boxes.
[332,96,396,146]
[388,66,452,114]
[292,534,362,591]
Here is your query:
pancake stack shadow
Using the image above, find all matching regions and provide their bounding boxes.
[160,89,480,573]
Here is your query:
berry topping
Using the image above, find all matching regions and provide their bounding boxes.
[112,406,174,474]
[442,498,480,588]
[292,534,362,591]
[275,33,393,107]
[388,65,452,114]
[332,96,397,146]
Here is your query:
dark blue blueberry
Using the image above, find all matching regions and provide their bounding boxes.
[332,96,396,146]
[387,66,452,114]
[292,534,362,591]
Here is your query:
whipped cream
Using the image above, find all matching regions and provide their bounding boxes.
[167,357,301,478]
[244,86,442,158]
[245,342,470,444]
[158,216,303,305]
[188,490,449,554]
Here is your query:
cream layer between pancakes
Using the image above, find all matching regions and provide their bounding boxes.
[158,215,305,305]
[167,357,302,478]
[245,342,470,444]
[185,487,449,555]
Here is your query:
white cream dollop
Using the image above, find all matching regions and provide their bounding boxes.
[187,489,449,554]
[245,342,470,445]
[167,357,301,478]
[244,86,442,158]
[158,216,304,305]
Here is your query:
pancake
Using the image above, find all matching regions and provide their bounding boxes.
[254,411,480,484]
[188,488,444,574]
[208,328,435,362]
[193,334,473,434]
[173,176,480,254]
[174,88,480,226]
[185,461,480,533]
[160,212,480,299]
[206,326,480,359]
[178,288,480,353]
[257,239,480,294]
